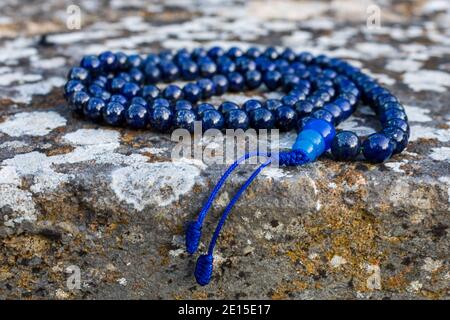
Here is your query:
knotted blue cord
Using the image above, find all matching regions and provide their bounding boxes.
[191,149,309,285]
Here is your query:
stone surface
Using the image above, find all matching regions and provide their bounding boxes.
[0,0,449,300]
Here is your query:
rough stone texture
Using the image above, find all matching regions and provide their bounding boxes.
[0,0,449,300]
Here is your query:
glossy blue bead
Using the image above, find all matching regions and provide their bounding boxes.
[99,51,117,71]
[183,83,202,103]
[281,48,296,62]
[212,75,229,95]
[64,80,85,97]
[362,133,394,163]
[180,60,198,80]
[243,99,263,113]
[296,116,314,132]
[225,109,250,130]
[385,119,410,137]
[149,98,170,111]
[84,97,105,121]
[130,97,147,107]
[174,109,197,132]
[115,52,128,69]
[331,131,361,160]
[333,98,353,119]
[275,106,297,131]
[144,63,161,84]
[281,94,299,107]
[125,103,148,129]
[227,72,245,92]
[199,60,217,77]
[80,55,102,73]
[207,46,225,60]
[69,91,90,114]
[382,127,408,154]
[121,82,140,98]
[88,84,110,100]
[197,78,216,99]
[235,57,256,73]
[378,102,405,113]
[256,57,276,72]
[174,100,193,111]
[109,77,127,93]
[149,106,173,132]
[140,85,160,100]
[246,47,261,59]
[308,95,325,108]
[282,74,301,92]
[217,57,236,74]
[323,103,343,124]
[294,100,314,117]
[192,48,207,61]
[163,85,183,102]
[68,67,89,82]
[264,99,283,112]
[291,139,315,162]
[249,108,275,129]
[110,94,128,105]
[302,118,336,149]
[245,70,262,89]
[218,101,239,114]
[263,70,282,90]
[201,109,224,131]
[196,103,215,116]
[127,54,143,69]
[227,47,244,59]
[312,109,334,123]
[296,129,325,158]
[129,68,144,84]
[380,109,408,124]
[103,102,125,126]
[160,62,179,82]
[264,47,279,60]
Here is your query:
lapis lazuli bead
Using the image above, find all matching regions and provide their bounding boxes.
[197,78,216,99]
[312,109,334,124]
[227,72,245,92]
[98,51,116,70]
[149,106,173,132]
[196,103,215,117]
[294,100,314,117]
[243,99,263,113]
[362,133,394,163]
[174,100,193,111]
[385,119,410,137]
[68,67,89,82]
[323,103,343,124]
[69,91,90,114]
[382,126,408,154]
[212,75,229,95]
[140,85,160,100]
[163,85,183,102]
[380,109,408,124]
[225,109,250,130]
[80,55,101,73]
[296,129,325,159]
[218,101,239,114]
[275,106,297,131]
[174,109,196,132]
[331,131,361,161]
[296,116,314,132]
[180,60,198,80]
[144,63,161,84]
[264,99,283,112]
[110,94,128,106]
[201,109,224,131]
[245,70,262,89]
[84,97,105,121]
[149,98,170,111]
[121,82,140,98]
[126,103,148,129]
[263,70,282,90]
[249,108,274,129]
[103,102,125,126]
[281,94,299,107]
[183,83,202,103]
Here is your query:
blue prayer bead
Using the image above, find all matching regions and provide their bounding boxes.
[249,108,275,129]
[125,103,148,129]
[180,60,198,80]
[281,48,296,62]
[149,106,173,132]
[199,60,217,77]
[99,51,117,71]
[201,109,224,131]
[333,98,353,119]
[264,47,279,60]
[302,118,336,149]
[103,102,125,126]
[296,116,314,132]
[80,55,102,73]
[264,99,283,112]
[245,70,262,89]
[174,109,197,132]
[207,46,225,60]
[312,109,334,123]
[149,98,170,111]
[217,59,236,74]
[227,47,244,59]
[121,82,140,98]
[140,85,160,100]
[380,109,408,124]
[127,54,143,69]
[282,74,301,92]
[227,72,245,92]
[218,101,239,114]
[243,99,263,113]
[196,103,215,116]
[68,67,89,82]
[163,85,183,102]
[110,94,128,106]
[183,83,202,103]
[331,131,361,160]
[235,57,256,73]
[109,77,127,93]
[225,109,250,130]
[378,102,405,113]
[296,129,325,158]
[294,100,314,117]
[130,97,147,107]
[84,97,105,121]
[263,70,282,90]
[160,62,179,82]
[144,63,161,84]
[362,133,394,163]
[69,91,90,114]
[385,119,410,137]
[174,100,193,111]
[323,103,343,124]
[382,126,408,154]
[212,75,228,95]
[192,48,207,60]
[275,106,297,131]
[115,52,128,69]
[246,47,261,59]
[197,78,216,99]
[129,68,144,84]
[291,139,316,162]
[281,94,299,107]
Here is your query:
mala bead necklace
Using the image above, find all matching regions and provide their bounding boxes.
[64,46,410,286]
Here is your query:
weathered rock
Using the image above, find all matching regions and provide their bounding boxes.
[0,0,448,300]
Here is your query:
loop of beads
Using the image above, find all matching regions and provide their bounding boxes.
[64,46,409,163]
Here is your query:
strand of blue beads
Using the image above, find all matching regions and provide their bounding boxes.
[65,47,409,163]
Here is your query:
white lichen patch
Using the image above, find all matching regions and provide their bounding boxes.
[4,77,65,104]
[0,140,29,150]
[110,162,201,211]
[260,167,291,179]
[329,255,347,268]
[409,125,450,142]
[63,128,120,146]
[404,105,433,122]
[366,264,382,290]
[429,147,450,162]
[403,70,450,92]
[384,160,408,173]
[0,111,66,137]
[0,72,42,86]
[421,257,443,273]
[385,59,423,73]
